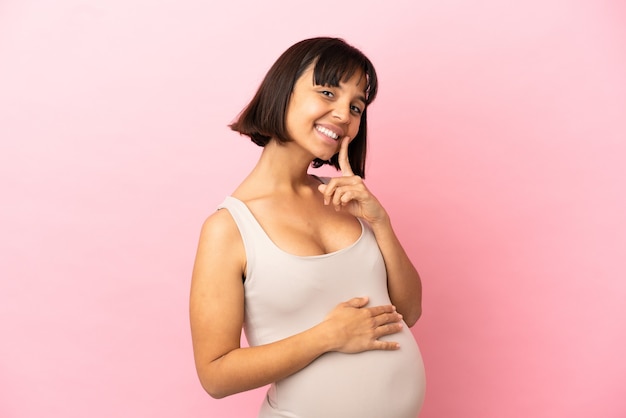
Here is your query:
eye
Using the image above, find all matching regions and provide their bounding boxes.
[350,105,363,115]
[320,90,334,97]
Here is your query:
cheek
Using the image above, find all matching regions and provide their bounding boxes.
[284,103,301,135]
[348,120,361,139]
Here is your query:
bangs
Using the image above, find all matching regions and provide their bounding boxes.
[311,48,378,104]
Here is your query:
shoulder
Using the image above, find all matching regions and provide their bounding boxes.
[195,207,245,272]
[200,206,238,239]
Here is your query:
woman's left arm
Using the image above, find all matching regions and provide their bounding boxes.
[368,215,422,326]
[318,137,423,326]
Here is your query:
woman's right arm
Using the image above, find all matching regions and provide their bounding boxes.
[189,209,404,399]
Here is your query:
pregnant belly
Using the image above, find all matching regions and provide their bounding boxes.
[265,327,426,418]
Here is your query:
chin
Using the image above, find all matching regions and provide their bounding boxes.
[311,144,339,163]
[316,154,336,163]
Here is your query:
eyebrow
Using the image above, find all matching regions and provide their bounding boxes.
[334,83,367,105]
[316,77,368,105]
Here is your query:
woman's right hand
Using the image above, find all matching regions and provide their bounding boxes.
[322,296,404,353]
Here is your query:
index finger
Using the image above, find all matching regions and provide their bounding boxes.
[367,304,397,317]
[338,136,354,177]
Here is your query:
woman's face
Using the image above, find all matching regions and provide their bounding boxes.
[284,64,367,162]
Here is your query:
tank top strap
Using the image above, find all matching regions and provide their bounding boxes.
[216,196,272,281]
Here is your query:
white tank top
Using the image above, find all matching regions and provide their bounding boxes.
[218,196,426,418]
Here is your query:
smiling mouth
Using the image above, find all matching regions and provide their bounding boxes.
[315,125,339,140]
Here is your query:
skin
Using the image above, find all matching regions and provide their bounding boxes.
[189,64,422,399]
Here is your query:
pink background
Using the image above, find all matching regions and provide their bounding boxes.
[1,1,625,417]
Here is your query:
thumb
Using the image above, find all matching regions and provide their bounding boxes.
[317,183,327,193]
[345,296,369,308]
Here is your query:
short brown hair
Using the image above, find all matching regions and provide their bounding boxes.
[229,37,378,178]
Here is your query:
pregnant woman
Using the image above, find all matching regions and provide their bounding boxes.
[190,37,426,417]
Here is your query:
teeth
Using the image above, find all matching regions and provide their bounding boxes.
[316,125,339,140]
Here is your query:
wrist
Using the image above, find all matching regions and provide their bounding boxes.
[368,212,391,231]
[310,321,339,353]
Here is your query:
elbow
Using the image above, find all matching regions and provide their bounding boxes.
[207,390,228,400]
[199,377,230,399]
[196,368,233,399]
[403,306,422,328]
[195,353,242,399]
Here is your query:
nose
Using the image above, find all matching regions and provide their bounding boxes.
[332,102,351,124]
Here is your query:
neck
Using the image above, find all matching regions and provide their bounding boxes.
[248,140,317,192]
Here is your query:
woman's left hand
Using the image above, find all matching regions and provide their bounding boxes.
[317,137,388,224]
